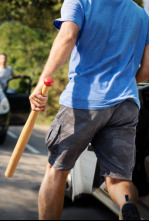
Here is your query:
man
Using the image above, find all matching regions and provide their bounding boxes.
[29,0,149,220]
[0,53,22,90]
[0,54,15,90]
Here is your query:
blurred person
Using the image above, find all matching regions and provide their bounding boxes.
[0,53,23,90]
[29,0,149,220]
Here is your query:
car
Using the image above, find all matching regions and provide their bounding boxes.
[0,76,31,144]
[65,83,149,220]
[0,85,10,144]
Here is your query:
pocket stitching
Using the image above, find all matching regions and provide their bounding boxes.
[45,120,62,150]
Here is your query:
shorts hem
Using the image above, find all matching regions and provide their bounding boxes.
[48,158,73,171]
[101,171,132,181]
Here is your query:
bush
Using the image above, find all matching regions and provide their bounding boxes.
[0,21,69,125]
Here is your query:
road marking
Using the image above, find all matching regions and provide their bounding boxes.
[7,130,40,155]
[7,131,17,139]
[26,144,40,155]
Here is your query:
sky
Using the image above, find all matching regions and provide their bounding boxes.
[144,0,149,14]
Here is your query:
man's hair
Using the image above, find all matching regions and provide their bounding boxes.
[0,53,7,58]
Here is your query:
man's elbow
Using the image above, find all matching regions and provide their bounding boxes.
[59,22,79,46]
[62,32,77,46]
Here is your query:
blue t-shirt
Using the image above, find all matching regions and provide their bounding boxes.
[54,0,149,110]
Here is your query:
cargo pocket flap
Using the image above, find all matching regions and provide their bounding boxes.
[45,119,62,150]
[51,120,62,134]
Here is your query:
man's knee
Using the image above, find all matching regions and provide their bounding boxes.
[105,177,138,196]
[45,163,70,183]
[105,177,139,205]
[106,177,126,185]
[105,177,132,190]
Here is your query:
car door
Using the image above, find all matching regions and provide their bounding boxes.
[5,76,31,125]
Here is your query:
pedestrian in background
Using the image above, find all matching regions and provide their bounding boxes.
[0,53,23,90]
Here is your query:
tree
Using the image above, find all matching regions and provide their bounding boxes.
[134,0,144,7]
[0,0,63,31]
[0,0,144,31]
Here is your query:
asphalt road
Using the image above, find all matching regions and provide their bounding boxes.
[0,125,118,220]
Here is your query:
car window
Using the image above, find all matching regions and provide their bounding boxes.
[7,77,31,95]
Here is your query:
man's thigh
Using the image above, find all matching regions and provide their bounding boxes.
[92,99,139,181]
[45,106,106,171]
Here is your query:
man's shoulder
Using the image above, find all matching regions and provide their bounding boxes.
[7,66,13,73]
[5,66,13,76]
[7,66,13,70]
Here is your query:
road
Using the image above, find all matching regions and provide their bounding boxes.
[0,125,118,220]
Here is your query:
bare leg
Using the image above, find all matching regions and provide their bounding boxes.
[105,177,139,208]
[38,163,69,220]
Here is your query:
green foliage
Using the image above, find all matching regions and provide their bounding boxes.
[134,0,144,7]
[0,0,63,31]
[0,21,54,81]
[8,78,31,94]
[0,21,69,124]
[0,0,144,32]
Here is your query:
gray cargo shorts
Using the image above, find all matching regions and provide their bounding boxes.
[45,99,139,181]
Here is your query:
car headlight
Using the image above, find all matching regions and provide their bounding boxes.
[0,93,10,114]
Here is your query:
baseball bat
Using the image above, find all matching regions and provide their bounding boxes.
[5,78,54,178]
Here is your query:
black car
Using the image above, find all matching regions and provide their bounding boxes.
[0,76,31,144]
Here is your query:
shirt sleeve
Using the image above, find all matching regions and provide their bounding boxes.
[8,67,14,77]
[53,0,84,31]
[145,18,149,46]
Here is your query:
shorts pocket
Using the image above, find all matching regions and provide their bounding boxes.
[45,119,62,151]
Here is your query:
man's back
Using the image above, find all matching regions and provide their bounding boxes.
[54,0,149,110]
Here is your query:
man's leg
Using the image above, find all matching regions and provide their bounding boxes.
[106,177,141,220]
[42,107,101,220]
[38,163,69,220]
[105,177,138,207]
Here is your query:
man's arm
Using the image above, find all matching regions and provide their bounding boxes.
[136,45,149,84]
[10,67,15,78]
[11,69,23,78]
[29,21,79,112]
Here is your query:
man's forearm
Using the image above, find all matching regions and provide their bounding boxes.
[38,22,79,87]
[29,22,79,112]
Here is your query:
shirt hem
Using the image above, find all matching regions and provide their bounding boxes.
[59,97,140,110]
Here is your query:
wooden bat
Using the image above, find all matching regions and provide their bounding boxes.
[5,78,54,178]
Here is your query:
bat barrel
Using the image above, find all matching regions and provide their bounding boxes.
[5,78,54,178]
[5,111,38,178]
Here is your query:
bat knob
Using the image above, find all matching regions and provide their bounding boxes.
[44,78,54,87]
